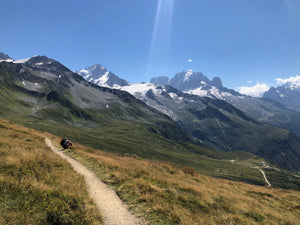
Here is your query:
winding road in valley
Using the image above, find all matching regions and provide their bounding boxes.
[45,138,144,225]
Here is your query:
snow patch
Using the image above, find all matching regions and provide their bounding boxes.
[13,57,32,64]
[209,86,233,99]
[85,74,91,79]
[186,85,234,100]
[111,84,122,89]
[94,71,109,86]
[168,92,178,99]
[79,69,89,74]
[0,59,13,62]
[184,70,193,81]
[121,83,158,96]
[186,87,208,97]
[35,62,44,66]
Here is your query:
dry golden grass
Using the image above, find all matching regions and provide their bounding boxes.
[2,117,299,224]
[62,140,300,225]
[0,119,102,224]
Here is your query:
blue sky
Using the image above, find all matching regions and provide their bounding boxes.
[1,0,300,93]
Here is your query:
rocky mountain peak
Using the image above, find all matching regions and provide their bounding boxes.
[77,64,129,88]
[150,70,222,92]
[0,52,12,60]
[212,77,223,88]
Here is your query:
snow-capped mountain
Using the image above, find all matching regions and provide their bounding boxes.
[0,54,52,65]
[151,70,239,101]
[77,64,129,88]
[151,70,223,91]
[263,75,300,112]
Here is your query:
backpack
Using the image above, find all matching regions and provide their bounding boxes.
[60,138,66,147]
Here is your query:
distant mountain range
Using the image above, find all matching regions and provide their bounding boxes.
[151,70,223,91]
[263,77,300,112]
[153,71,300,137]
[76,63,300,171]
[79,65,300,137]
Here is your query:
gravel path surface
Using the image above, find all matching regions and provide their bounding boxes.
[45,138,144,225]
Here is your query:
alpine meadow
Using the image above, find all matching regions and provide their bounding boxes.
[2,1,300,224]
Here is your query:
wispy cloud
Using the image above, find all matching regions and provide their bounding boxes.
[188,59,192,62]
[247,81,253,84]
[237,82,270,98]
[276,75,300,89]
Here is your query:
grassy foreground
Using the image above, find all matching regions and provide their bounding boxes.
[0,119,102,224]
[60,140,300,225]
[1,117,300,224]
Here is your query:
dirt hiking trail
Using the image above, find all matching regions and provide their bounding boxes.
[258,168,271,187]
[45,138,144,225]
[252,166,271,187]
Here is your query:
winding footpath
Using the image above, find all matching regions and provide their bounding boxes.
[252,166,271,187]
[258,168,271,187]
[45,138,144,225]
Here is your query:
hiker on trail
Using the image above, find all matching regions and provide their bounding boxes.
[60,138,72,150]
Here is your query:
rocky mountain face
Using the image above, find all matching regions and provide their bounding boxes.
[151,70,223,91]
[77,64,129,88]
[263,77,300,112]
[152,70,300,136]
[0,52,13,61]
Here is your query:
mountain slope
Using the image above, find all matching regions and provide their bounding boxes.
[119,83,300,171]
[0,56,196,144]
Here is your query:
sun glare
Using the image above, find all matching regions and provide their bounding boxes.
[147,0,174,77]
